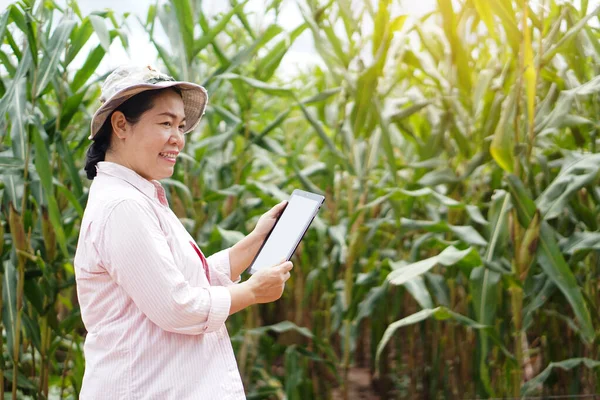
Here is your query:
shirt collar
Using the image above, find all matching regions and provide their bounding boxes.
[96,162,169,206]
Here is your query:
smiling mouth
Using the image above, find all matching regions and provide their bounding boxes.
[159,152,178,162]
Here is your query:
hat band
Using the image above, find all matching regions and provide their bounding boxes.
[145,76,175,84]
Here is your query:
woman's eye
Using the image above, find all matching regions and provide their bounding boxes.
[162,122,172,127]
[179,125,185,131]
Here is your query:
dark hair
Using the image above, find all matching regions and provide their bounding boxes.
[84,87,182,179]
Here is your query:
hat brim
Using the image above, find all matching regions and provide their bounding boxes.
[89,81,208,140]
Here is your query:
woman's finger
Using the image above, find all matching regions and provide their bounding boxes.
[271,201,287,215]
[279,261,293,272]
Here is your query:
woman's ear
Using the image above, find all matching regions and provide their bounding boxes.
[110,111,129,139]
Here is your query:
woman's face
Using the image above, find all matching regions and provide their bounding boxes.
[111,89,186,181]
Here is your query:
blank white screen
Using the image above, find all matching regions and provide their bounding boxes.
[250,195,320,273]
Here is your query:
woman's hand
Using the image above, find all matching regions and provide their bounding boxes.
[246,261,293,304]
[252,201,288,239]
[228,201,288,280]
[227,261,293,314]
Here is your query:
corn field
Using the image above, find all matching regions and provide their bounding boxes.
[0,0,599,398]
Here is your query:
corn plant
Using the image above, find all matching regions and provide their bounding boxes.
[0,0,129,397]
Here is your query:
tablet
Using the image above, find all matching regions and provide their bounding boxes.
[248,189,325,274]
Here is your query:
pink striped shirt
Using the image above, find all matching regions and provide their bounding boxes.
[74,162,245,399]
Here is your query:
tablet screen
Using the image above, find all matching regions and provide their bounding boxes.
[249,192,322,273]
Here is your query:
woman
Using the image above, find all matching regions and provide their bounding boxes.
[74,65,293,399]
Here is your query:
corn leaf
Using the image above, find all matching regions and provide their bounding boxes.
[171,0,195,63]
[522,358,600,396]
[89,14,110,51]
[472,0,496,39]
[536,152,600,220]
[35,19,77,97]
[522,3,537,130]
[507,174,595,343]
[32,125,68,257]
[490,92,515,173]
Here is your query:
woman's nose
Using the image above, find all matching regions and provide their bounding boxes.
[170,129,185,148]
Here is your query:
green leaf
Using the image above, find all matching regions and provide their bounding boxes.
[373,0,391,58]
[523,7,536,130]
[300,87,341,105]
[0,157,24,169]
[32,125,68,257]
[537,75,600,134]
[0,10,10,43]
[89,14,110,51]
[351,65,378,137]
[400,218,487,247]
[71,45,105,93]
[2,174,24,213]
[193,2,246,58]
[507,175,595,343]
[3,368,37,390]
[256,23,308,81]
[35,19,77,97]
[353,282,388,330]
[466,205,488,225]
[374,98,398,184]
[216,226,245,248]
[10,5,37,66]
[418,169,459,186]
[0,49,32,120]
[375,307,503,371]
[387,246,474,285]
[3,261,17,360]
[230,0,256,39]
[161,178,193,207]
[489,0,520,54]
[55,134,84,199]
[470,190,510,394]
[523,277,555,330]
[536,152,600,220]
[21,312,41,352]
[9,78,28,161]
[469,265,500,395]
[390,101,430,122]
[437,0,471,93]
[206,24,283,84]
[521,358,600,396]
[297,101,348,164]
[245,321,313,339]
[403,276,433,309]
[171,0,195,63]
[490,93,515,173]
[284,345,302,400]
[400,188,462,208]
[560,232,600,255]
[66,18,93,65]
[218,73,293,97]
[448,226,488,247]
[542,5,600,63]
[59,88,88,130]
[470,266,501,325]
[472,0,496,39]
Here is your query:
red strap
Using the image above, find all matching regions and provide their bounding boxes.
[190,241,211,283]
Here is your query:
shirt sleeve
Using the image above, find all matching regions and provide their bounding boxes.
[99,199,230,335]
[206,249,241,286]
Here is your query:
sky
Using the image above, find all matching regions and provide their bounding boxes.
[0,0,598,77]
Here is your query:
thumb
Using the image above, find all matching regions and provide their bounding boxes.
[280,261,293,271]
[271,201,288,215]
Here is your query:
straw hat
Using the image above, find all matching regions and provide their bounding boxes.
[89,65,208,139]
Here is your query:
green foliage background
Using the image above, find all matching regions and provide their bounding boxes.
[0,0,599,398]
